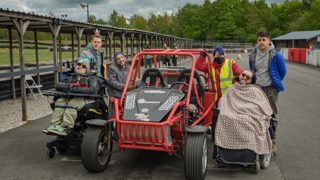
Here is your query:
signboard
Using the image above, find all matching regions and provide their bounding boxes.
[317,36,320,42]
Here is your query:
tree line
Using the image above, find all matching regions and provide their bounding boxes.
[0,0,319,42]
[99,0,320,42]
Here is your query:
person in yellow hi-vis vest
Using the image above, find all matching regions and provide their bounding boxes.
[196,46,243,103]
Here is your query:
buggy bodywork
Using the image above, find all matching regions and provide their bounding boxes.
[108,49,216,180]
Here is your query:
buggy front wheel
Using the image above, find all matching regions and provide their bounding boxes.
[184,132,208,180]
[81,126,113,172]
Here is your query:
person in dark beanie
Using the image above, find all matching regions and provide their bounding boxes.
[196,46,243,103]
[249,32,286,152]
[107,52,132,99]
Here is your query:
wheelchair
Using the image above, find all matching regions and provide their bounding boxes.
[44,93,109,158]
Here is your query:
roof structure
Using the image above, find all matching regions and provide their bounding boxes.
[273,30,320,41]
[0,7,189,40]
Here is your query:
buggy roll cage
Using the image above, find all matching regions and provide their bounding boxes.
[119,49,215,110]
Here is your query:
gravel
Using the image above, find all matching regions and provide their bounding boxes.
[0,95,52,134]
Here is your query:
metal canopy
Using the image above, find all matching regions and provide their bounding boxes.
[0,8,186,41]
[0,7,191,122]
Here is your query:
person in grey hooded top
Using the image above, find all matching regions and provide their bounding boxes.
[80,33,104,77]
[107,52,132,99]
[249,32,286,151]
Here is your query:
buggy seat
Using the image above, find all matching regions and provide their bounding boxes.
[177,69,205,104]
[140,68,168,88]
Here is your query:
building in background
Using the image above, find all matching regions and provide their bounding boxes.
[273,30,320,49]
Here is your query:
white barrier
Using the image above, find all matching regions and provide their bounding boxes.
[307,49,320,67]
[281,47,320,67]
[280,48,288,61]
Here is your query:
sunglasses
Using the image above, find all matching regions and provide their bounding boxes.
[77,63,87,69]
[241,73,251,80]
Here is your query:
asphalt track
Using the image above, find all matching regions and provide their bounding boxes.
[0,53,319,180]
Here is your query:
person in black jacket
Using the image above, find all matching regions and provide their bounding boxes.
[43,58,103,136]
[107,52,132,99]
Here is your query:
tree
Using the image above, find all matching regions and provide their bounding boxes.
[108,10,128,28]
[129,14,150,31]
[88,15,107,25]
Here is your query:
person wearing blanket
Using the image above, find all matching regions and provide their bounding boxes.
[215,70,273,155]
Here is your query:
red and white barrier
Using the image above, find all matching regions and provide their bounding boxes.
[280,48,320,67]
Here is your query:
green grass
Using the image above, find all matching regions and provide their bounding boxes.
[0,48,77,65]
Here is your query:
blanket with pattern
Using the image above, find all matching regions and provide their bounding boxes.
[215,84,273,154]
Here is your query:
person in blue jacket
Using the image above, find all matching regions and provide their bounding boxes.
[248,31,286,151]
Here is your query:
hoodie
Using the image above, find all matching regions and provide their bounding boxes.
[80,43,104,77]
[249,43,286,92]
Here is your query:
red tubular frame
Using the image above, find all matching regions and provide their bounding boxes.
[114,49,215,154]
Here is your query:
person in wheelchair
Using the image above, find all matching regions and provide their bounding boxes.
[43,58,105,136]
[215,70,275,157]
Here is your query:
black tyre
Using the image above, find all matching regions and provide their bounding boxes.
[184,133,208,180]
[56,143,67,154]
[47,148,55,158]
[81,126,113,172]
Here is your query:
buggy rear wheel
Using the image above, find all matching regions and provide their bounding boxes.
[81,126,113,172]
[184,133,208,180]
[260,153,272,169]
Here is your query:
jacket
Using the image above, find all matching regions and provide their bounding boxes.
[249,45,286,92]
[80,43,104,77]
[57,72,105,95]
[196,55,243,102]
[107,63,130,99]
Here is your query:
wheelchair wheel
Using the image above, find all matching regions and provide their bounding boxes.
[81,126,113,172]
[260,153,272,169]
[184,132,208,180]
[47,148,55,158]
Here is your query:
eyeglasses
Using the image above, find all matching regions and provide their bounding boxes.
[241,73,251,80]
[77,63,87,69]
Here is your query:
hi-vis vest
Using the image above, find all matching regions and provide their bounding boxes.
[211,59,234,101]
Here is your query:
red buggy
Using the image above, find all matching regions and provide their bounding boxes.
[81,49,216,180]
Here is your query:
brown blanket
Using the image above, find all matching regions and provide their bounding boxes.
[215,84,273,154]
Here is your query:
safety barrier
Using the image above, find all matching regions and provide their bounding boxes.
[280,48,320,67]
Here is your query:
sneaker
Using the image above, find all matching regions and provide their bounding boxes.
[48,125,67,136]
[42,125,56,134]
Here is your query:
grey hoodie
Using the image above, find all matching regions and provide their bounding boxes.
[80,43,104,77]
[252,43,275,87]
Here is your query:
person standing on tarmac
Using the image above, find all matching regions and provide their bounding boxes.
[80,32,104,77]
[162,43,171,67]
[249,32,286,151]
[171,42,178,66]
[196,46,243,103]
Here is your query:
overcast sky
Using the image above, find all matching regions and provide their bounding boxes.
[0,0,285,22]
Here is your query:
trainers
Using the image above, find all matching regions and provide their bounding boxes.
[48,125,67,136]
[42,125,56,134]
